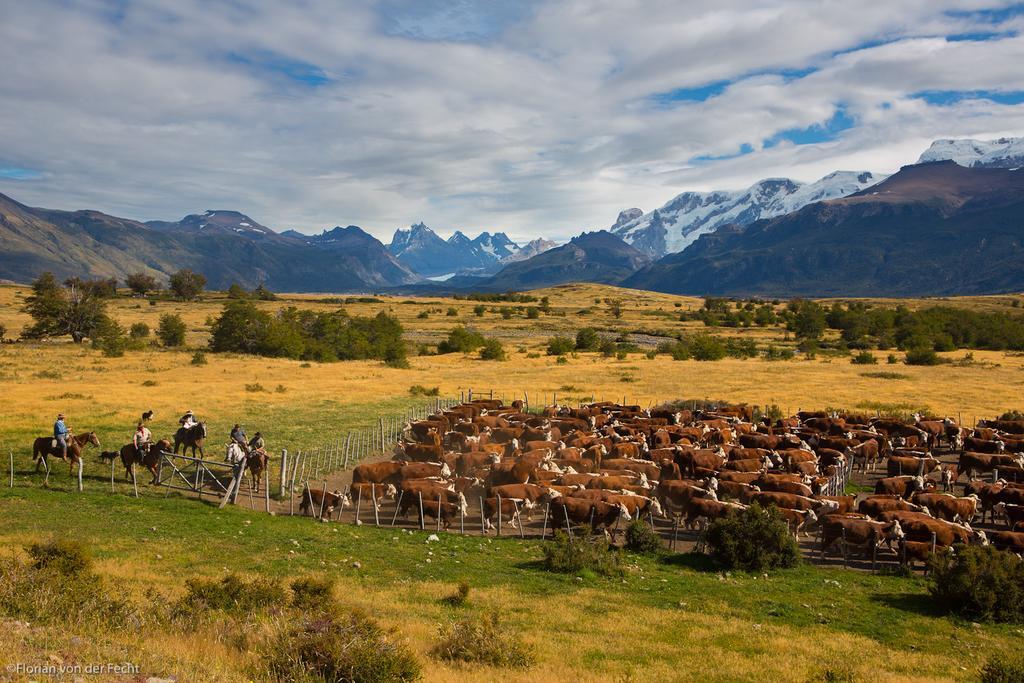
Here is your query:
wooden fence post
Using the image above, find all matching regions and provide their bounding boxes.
[355,486,363,525]
[318,479,328,520]
[77,459,83,493]
[391,489,404,526]
[418,491,425,530]
[9,450,14,488]
[279,449,288,496]
[497,494,502,537]
[373,483,381,526]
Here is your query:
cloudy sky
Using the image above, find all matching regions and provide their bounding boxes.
[2,1,1023,242]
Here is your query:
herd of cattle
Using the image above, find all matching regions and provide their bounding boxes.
[300,400,1024,565]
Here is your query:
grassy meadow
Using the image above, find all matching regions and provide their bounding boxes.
[2,281,1024,681]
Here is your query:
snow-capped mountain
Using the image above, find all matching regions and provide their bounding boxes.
[611,171,885,257]
[918,137,1024,169]
[388,222,545,277]
[502,237,558,263]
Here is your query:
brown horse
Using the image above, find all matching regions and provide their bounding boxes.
[32,432,101,474]
[247,449,270,493]
[103,439,172,484]
[173,422,207,457]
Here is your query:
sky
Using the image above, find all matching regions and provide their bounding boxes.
[1,1,1024,243]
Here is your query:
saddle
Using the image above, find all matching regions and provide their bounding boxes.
[50,439,58,449]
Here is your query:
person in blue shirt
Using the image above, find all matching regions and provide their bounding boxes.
[230,424,247,450]
[53,413,69,461]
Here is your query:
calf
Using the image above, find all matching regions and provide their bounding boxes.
[299,485,348,518]
[482,496,535,531]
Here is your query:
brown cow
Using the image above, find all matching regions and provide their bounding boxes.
[857,495,926,517]
[912,493,979,523]
[819,517,904,559]
[299,485,348,518]
[550,498,631,531]
[683,497,744,529]
[352,460,407,484]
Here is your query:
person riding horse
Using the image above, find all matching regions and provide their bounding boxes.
[248,431,265,453]
[54,413,70,461]
[133,422,152,461]
[230,424,247,451]
[179,410,198,430]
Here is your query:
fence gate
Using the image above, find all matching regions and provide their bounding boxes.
[155,451,245,506]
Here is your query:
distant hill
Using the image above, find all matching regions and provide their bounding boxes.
[465,230,650,291]
[0,193,417,291]
[623,161,1024,297]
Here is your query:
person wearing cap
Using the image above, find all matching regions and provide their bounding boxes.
[248,431,265,453]
[230,424,247,449]
[179,410,197,430]
[53,413,69,461]
[133,421,152,462]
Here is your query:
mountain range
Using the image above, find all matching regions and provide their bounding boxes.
[0,136,1021,295]
[623,160,1024,296]
[386,223,553,278]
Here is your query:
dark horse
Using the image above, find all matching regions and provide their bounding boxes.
[173,422,207,457]
[32,432,101,474]
[102,439,172,484]
[247,449,270,493]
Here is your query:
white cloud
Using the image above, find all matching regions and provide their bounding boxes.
[0,0,1023,244]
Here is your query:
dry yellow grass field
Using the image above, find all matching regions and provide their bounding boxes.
[2,282,1024,681]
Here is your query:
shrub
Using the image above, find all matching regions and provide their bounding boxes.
[27,538,91,575]
[246,383,266,392]
[91,318,128,357]
[905,346,941,366]
[168,268,207,300]
[688,333,726,361]
[763,346,795,361]
[705,503,800,572]
[437,326,486,354]
[157,313,187,347]
[191,351,208,366]
[575,327,600,350]
[473,304,486,317]
[500,307,513,320]
[980,653,1024,683]
[850,350,877,365]
[227,283,249,299]
[928,545,1024,623]
[542,531,623,577]
[431,612,534,668]
[180,573,285,615]
[441,581,471,608]
[290,575,335,610]
[546,336,576,356]
[417,310,429,319]
[266,610,421,683]
[887,354,899,364]
[555,355,569,365]
[253,283,278,301]
[446,307,458,317]
[129,322,150,339]
[526,306,540,319]
[479,338,506,361]
[624,519,662,555]
[409,385,440,397]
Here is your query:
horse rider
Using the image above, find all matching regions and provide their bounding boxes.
[230,424,247,451]
[133,421,152,461]
[179,410,198,430]
[248,431,265,453]
[54,413,70,461]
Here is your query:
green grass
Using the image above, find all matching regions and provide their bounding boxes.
[0,485,1019,681]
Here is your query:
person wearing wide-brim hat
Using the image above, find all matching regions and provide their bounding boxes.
[179,409,197,430]
[53,413,69,461]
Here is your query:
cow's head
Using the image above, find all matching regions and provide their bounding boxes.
[440,463,452,478]
[616,503,632,521]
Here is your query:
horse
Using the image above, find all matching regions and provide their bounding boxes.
[32,432,100,474]
[173,422,207,457]
[224,442,269,493]
[103,439,171,484]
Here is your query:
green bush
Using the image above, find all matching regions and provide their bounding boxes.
[437,326,486,354]
[705,503,800,572]
[980,653,1024,683]
[129,322,150,338]
[542,531,623,577]
[157,313,187,347]
[624,519,662,555]
[179,573,285,615]
[290,576,335,610]
[546,336,575,356]
[431,612,533,668]
[191,351,207,365]
[266,610,421,683]
[850,350,877,365]
[905,346,941,366]
[575,327,600,350]
[91,318,128,357]
[168,268,206,300]
[473,304,486,317]
[928,545,1024,623]
[409,385,440,397]
[479,338,506,361]
[27,538,91,575]
[526,306,540,319]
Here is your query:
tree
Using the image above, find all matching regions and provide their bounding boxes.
[607,299,623,319]
[64,277,117,298]
[479,338,506,361]
[125,272,158,296]
[22,272,109,343]
[575,328,600,351]
[169,269,207,300]
[789,300,827,340]
[157,313,187,347]
[227,283,249,299]
[91,318,128,357]
[253,283,278,301]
